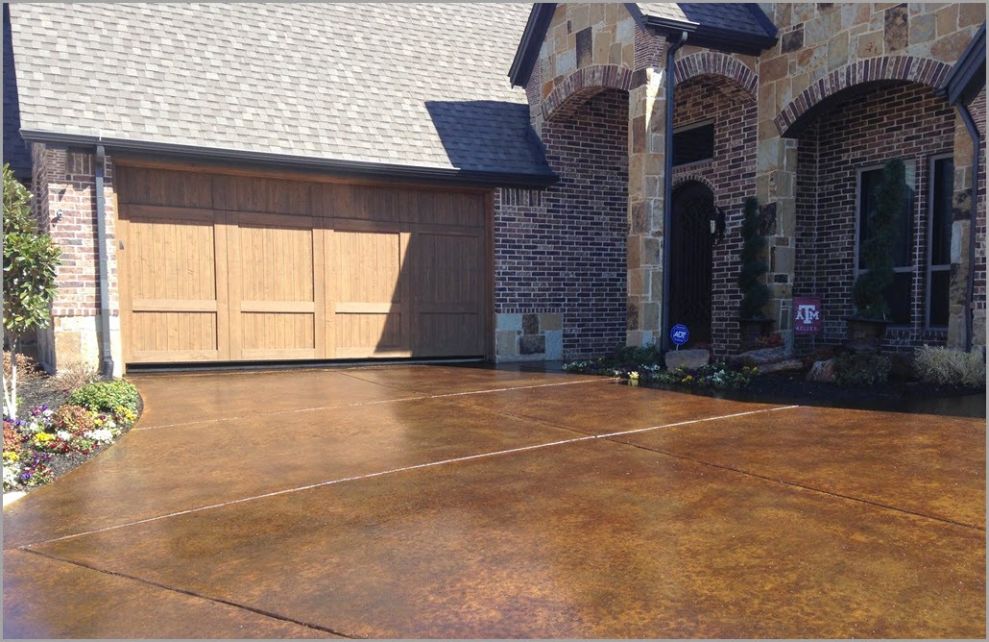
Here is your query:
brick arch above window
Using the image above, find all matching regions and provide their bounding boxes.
[673,52,758,99]
[774,55,954,136]
[541,64,633,122]
[672,174,718,196]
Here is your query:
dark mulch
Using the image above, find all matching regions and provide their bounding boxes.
[641,370,985,419]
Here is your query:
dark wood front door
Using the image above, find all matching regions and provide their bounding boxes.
[668,181,715,346]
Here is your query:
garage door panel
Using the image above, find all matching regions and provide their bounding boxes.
[122,212,223,363]
[241,313,316,354]
[117,167,213,209]
[120,168,489,365]
[334,313,407,358]
[237,224,314,301]
[213,175,310,215]
[416,192,485,227]
[409,232,484,356]
[329,230,409,358]
[229,216,321,360]
[411,233,482,305]
[415,313,483,356]
[130,312,218,356]
[129,219,217,301]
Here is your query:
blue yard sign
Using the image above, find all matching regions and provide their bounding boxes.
[670,323,689,347]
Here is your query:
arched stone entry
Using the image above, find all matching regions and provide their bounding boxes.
[668,180,716,346]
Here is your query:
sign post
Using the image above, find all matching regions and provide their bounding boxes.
[669,324,689,350]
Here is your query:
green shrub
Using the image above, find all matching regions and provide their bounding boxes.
[833,352,891,386]
[914,346,986,388]
[737,197,770,319]
[3,164,60,420]
[68,379,140,415]
[51,404,97,435]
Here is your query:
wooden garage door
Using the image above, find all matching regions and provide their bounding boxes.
[117,167,489,364]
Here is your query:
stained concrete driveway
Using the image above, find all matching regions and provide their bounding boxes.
[3,364,984,638]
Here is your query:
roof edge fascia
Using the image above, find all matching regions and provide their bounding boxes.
[21,129,559,189]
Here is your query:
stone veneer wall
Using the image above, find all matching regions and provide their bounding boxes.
[793,82,956,349]
[494,89,629,361]
[756,2,984,342]
[970,88,986,348]
[672,77,758,356]
[30,144,123,375]
[949,85,987,350]
[523,3,669,350]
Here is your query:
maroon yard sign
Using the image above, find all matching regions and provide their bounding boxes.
[793,296,822,334]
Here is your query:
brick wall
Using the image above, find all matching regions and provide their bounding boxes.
[30,144,122,373]
[794,82,956,349]
[672,77,758,356]
[494,89,628,359]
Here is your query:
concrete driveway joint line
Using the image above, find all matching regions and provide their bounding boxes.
[616,438,986,532]
[133,377,608,431]
[20,404,798,549]
[21,548,358,639]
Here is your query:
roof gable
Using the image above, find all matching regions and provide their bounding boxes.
[509,3,777,87]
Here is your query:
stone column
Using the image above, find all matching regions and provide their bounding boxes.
[626,63,666,347]
[947,101,986,351]
[755,128,798,345]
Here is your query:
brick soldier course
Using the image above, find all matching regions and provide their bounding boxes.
[4,3,986,372]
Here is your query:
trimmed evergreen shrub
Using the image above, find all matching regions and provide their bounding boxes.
[737,197,770,319]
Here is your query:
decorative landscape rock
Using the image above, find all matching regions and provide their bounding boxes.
[730,346,791,368]
[758,358,804,374]
[806,359,836,383]
[665,349,710,371]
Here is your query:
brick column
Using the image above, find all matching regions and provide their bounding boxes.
[32,144,123,376]
[626,63,666,347]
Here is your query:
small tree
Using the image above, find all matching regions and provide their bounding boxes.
[3,164,60,419]
[737,196,770,319]
[853,158,905,320]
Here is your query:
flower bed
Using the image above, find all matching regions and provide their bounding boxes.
[563,346,757,390]
[3,378,140,492]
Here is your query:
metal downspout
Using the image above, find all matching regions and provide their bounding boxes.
[958,105,981,353]
[661,31,688,351]
[94,144,114,377]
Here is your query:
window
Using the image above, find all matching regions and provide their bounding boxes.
[672,121,714,167]
[927,155,953,328]
[856,162,916,325]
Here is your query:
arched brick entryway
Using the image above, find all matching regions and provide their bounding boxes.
[541,64,633,122]
[673,52,758,99]
[774,56,953,135]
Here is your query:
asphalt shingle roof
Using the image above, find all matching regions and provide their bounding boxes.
[8,3,552,178]
[636,3,775,39]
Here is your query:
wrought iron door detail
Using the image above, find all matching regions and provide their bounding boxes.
[668,181,715,345]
